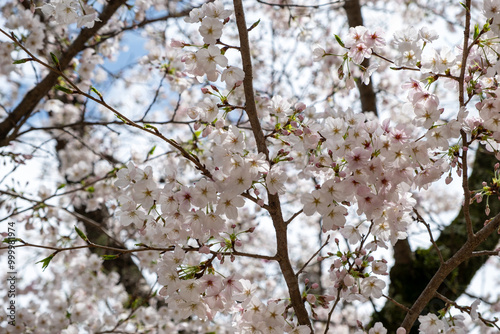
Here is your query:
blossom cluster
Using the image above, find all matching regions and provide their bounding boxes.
[175,0,245,87]
[40,0,100,28]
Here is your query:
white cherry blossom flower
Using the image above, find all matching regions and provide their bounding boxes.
[199,17,223,45]
[419,313,445,334]
[266,166,288,195]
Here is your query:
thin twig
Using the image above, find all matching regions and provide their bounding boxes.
[256,0,343,9]
[0,239,276,261]
[383,294,410,312]
[413,208,444,264]
[324,288,342,334]
[285,209,303,225]
[469,249,500,257]
[296,235,330,277]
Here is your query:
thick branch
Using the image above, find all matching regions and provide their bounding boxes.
[401,212,500,330]
[233,0,269,158]
[458,0,471,107]
[233,0,311,328]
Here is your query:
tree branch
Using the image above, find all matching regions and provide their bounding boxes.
[400,212,500,331]
[0,0,128,147]
[233,0,269,158]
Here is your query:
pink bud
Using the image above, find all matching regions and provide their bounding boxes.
[235,240,242,247]
[396,328,407,334]
[202,125,213,137]
[201,87,209,94]
[311,283,319,289]
[215,119,224,129]
[343,275,354,286]
[199,245,211,254]
[445,176,453,184]
[295,102,306,112]
[170,39,185,48]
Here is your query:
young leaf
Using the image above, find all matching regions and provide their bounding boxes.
[334,34,345,48]
[473,23,480,40]
[147,145,157,157]
[54,85,74,94]
[13,58,32,64]
[102,254,119,260]
[36,253,55,271]
[144,124,159,133]
[2,237,23,244]
[90,86,103,100]
[74,226,89,243]
[50,52,60,68]
[248,19,260,32]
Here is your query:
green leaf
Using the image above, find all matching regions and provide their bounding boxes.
[90,86,103,100]
[50,52,60,68]
[54,85,74,94]
[248,19,260,32]
[473,24,480,40]
[56,183,66,190]
[36,253,55,271]
[147,145,156,156]
[334,34,345,48]
[2,237,22,244]
[74,226,89,243]
[13,58,32,64]
[102,254,119,260]
[115,114,127,123]
[144,124,159,132]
